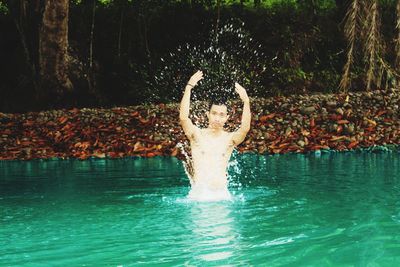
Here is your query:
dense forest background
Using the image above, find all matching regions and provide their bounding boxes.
[0,0,399,113]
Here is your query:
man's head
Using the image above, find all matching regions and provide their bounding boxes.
[207,101,230,130]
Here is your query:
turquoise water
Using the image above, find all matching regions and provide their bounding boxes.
[1,153,400,266]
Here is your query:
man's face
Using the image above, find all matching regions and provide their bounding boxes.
[207,104,229,129]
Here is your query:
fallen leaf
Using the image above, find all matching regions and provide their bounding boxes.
[58,116,68,124]
[376,110,387,117]
[93,152,106,158]
[337,120,349,124]
[366,119,377,127]
[330,135,347,141]
[259,113,276,122]
[348,141,359,149]
[171,147,179,157]
[310,118,315,128]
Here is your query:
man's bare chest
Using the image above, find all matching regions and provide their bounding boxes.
[191,133,234,157]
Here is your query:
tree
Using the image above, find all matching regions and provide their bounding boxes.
[39,0,73,105]
[340,0,397,92]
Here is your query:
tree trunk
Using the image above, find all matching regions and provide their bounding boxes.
[143,15,151,61]
[395,0,400,70]
[118,8,124,59]
[14,17,39,93]
[89,0,96,69]
[39,0,72,105]
[10,0,40,94]
[88,0,96,96]
[5,0,42,105]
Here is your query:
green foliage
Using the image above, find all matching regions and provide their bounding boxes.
[71,0,119,6]
[1,0,390,111]
[98,0,113,4]
[0,1,8,14]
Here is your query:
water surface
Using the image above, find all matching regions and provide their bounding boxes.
[1,153,400,266]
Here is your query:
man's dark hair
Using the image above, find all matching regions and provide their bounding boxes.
[208,97,230,113]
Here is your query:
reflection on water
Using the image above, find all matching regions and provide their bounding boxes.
[186,201,239,265]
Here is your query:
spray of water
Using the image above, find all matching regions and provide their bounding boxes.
[175,141,195,184]
[156,19,268,193]
[150,18,267,104]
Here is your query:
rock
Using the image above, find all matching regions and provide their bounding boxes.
[22,148,31,156]
[328,123,338,132]
[301,106,316,115]
[365,92,373,99]
[343,123,355,135]
[373,95,383,101]
[344,108,352,117]
[343,102,352,109]
[326,101,337,108]
[297,140,305,147]
[258,145,267,154]
[2,90,400,160]
[281,103,290,110]
[285,127,292,136]
[335,108,344,115]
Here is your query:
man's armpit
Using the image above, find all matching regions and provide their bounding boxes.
[232,130,247,146]
[229,132,238,147]
[182,124,199,142]
[190,127,201,142]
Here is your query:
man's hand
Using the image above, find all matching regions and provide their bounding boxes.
[235,82,249,102]
[180,71,203,141]
[188,70,203,87]
[232,82,251,146]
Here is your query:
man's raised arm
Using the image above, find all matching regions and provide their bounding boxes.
[232,82,251,146]
[179,71,203,139]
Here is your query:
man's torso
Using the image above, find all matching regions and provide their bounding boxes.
[190,128,235,190]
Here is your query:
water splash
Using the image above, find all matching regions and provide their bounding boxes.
[227,149,243,189]
[176,141,194,184]
[157,19,268,201]
[228,152,269,189]
[150,18,267,104]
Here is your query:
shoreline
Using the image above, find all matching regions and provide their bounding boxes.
[0,89,399,161]
[0,145,399,163]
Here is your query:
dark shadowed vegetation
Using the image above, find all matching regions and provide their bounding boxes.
[0,0,399,112]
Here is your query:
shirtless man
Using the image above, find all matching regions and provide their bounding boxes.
[179,70,251,200]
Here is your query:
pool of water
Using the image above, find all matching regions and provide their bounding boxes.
[1,153,400,266]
